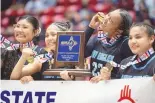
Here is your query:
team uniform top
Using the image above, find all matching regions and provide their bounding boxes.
[84,27,133,78]
[118,48,155,79]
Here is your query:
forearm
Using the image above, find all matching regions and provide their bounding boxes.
[10,56,27,80]
[85,26,95,46]
[84,27,95,58]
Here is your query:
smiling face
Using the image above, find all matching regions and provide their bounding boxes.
[98,10,122,37]
[14,19,35,44]
[45,25,60,51]
[128,26,154,56]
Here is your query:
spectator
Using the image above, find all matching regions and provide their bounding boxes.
[24,0,56,15]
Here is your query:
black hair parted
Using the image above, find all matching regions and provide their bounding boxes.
[18,15,40,30]
[130,22,155,35]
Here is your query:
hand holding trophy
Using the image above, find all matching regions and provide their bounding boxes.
[100,62,113,80]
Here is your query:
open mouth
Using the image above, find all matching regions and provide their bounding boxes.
[16,34,25,38]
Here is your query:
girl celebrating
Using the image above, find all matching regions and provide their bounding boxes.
[1,15,45,80]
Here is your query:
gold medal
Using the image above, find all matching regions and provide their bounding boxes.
[105,62,113,72]
[27,56,34,63]
[98,14,104,22]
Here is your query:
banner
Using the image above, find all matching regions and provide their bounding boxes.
[1,77,155,103]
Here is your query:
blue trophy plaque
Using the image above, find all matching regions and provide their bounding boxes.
[57,35,80,62]
[54,31,85,68]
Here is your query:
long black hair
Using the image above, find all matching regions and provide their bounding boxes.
[118,9,133,36]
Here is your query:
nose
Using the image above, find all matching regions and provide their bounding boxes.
[47,35,55,41]
[15,26,23,32]
[130,38,137,44]
[97,26,102,31]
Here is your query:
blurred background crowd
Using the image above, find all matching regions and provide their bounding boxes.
[1,0,155,46]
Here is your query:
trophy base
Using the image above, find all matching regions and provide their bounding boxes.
[43,69,92,77]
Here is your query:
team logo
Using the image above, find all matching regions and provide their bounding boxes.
[60,36,78,51]
[118,85,135,103]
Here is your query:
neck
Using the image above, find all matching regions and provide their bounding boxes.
[137,47,154,57]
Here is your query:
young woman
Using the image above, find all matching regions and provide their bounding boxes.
[10,21,72,81]
[100,23,155,80]
[60,9,134,82]
[1,15,45,80]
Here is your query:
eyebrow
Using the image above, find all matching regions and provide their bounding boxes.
[16,24,29,27]
[129,33,141,37]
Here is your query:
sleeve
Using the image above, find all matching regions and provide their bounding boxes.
[84,26,96,58]
[84,26,95,45]
[1,48,7,68]
[120,38,133,60]
[84,35,98,58]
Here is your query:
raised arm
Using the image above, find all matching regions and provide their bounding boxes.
[10,48,42,80]
[84,13,103,58]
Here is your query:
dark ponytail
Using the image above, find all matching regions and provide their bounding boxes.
[118,9,133,36]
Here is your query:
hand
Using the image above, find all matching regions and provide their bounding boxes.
[20,76,34,84]
[60,70,74,80]
[100,67,111,80]
[21,48,34,60]
[153,74,155,81]
[90,75,103,83]
[89,12,105,29]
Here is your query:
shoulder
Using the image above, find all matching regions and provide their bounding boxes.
[88,35,98,43]
[34,46,47,54]
[120,36,129,46]
[120,56,134,65]
[85,26,95,33]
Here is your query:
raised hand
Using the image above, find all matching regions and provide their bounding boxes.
[89,12,105,29]
[60,70,74,81]
[21,48,34,60]
[100,67,111,80]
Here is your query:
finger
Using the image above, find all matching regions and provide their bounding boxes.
[27,76,33,82]
[90,77,99,83]
[20,78,27,84]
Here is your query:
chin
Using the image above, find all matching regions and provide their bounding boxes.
[131,50,139,55]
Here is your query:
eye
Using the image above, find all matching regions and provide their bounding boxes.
[129,36,132,40]
[51,33,56,37]
[23,26,28,29]
[45,34,49,37]
[135,35,141,39]
[15,25,20,28]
